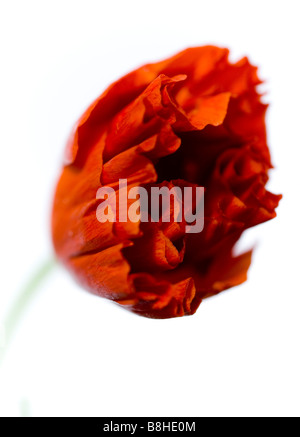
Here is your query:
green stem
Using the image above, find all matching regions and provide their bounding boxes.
[0,258,57,365]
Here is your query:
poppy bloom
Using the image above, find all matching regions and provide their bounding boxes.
[52,46,281,318]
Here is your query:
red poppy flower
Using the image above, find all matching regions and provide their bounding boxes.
[52,46,281,318]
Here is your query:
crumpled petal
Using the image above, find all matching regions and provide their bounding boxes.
[52,46,281,319]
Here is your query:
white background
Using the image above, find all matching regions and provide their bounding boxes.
[0,0,299,417]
